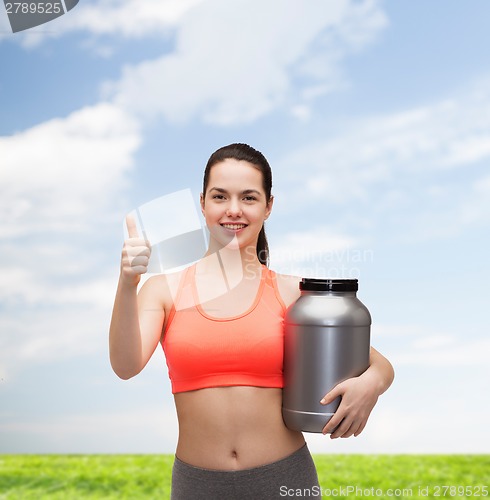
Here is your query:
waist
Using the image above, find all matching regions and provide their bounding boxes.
[174,386,305,470]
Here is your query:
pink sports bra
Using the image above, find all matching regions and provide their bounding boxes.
[161,264,287,394]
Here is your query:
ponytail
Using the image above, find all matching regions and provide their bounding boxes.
[256,224,269,266]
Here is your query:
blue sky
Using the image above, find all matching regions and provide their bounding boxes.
[1,0,489,454]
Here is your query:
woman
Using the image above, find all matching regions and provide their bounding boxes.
[109,143,394,499]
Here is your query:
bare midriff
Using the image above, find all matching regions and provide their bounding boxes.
[174,386,305,471]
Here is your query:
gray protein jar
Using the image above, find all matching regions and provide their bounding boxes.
[282,278,371,433]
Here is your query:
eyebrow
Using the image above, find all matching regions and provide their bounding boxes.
[208,187,262,196]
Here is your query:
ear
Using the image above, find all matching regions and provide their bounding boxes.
[200,192,205,214]
[264,195,274,220]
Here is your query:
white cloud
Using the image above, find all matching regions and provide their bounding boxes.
[0,102,141,377]
[272,76,490,241]
[393,338,490,367]
[0,299,110,377]
[0,265,118,308]
[68,0,204,37]
[346,406,488,454]
[3,1,388,125]
[402,172,490,240]
[288,322,489,453]
[269,226,361,277]
[0,405,178,453]
[106,0,387,125]
[4,0,205,48]
[303,407,414,454]
[374,324,490,367]
[304,401,490,454]
[0,102,140,238]
[279,81,490,200]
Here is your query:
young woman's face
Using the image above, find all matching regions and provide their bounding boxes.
[200,159,273,252]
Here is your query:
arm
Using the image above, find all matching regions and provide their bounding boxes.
[320,346,395,439]
[109,216,165,380]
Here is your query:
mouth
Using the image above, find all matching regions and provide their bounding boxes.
[220,223,248,232]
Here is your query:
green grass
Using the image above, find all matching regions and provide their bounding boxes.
[0,455,173,499]
[0,455,488,499]
[313,455,489,499]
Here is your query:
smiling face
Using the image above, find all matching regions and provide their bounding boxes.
[200,158,273,257]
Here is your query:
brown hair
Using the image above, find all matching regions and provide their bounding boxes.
[202,143,272,266]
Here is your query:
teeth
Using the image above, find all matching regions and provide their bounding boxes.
[222,224,246,229]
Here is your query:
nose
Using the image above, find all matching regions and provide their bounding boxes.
[226,199,242,217]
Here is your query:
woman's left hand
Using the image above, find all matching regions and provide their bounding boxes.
[319,371,380,439]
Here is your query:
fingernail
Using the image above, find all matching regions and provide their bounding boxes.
[320,398,325,404]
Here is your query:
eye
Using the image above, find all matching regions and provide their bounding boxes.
[243,195,257,202]
[212,194,226,200]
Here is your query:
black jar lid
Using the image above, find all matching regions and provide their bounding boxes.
[300,278,358,292]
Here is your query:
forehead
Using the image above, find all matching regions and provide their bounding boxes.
[208,159,263,188]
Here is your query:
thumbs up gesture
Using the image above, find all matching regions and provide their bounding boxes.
[120,215,152,286]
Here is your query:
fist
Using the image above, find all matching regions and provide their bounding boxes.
[120,214,151,285]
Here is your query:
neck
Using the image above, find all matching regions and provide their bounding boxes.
[203,241,263,276]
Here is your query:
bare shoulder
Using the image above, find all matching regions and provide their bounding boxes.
[273,271,302,309]
[138,268,186,309]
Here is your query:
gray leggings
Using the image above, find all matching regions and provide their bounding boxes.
[171,443,321,499]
